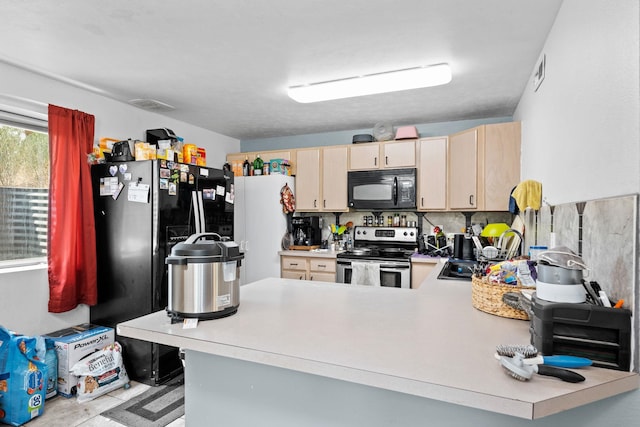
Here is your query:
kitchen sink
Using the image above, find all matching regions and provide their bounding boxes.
[437,259,477,281]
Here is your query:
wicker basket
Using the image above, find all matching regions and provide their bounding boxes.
[471,274,529,320]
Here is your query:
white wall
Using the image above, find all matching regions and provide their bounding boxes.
[0,61,240,336]
[514,0,640,421]
[514,0,640,204]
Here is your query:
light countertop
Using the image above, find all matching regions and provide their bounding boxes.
[279,249,341,258]
[117,267,638,420]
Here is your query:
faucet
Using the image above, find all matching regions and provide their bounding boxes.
[497,228,525,257]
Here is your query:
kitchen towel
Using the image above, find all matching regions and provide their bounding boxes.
[511,180,542,211]
[351,262,381,286]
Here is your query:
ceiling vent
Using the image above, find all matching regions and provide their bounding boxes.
[128,98,176,111]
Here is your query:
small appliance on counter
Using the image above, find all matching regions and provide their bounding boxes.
[453,233,475,260]
[530,294,631,371]
[166,233,244,323]
[291,216,321,247]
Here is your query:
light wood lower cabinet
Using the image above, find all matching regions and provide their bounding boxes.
[281,255,336,283]
[411,261,439,289]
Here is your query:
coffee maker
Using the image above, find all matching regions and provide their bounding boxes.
[291,216,321,246]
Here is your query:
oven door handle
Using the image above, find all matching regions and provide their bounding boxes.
[380,264,410,270]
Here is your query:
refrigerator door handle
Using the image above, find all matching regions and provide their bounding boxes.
[191,190,201,233]
[197,190,206,233]
[190,190,206,234]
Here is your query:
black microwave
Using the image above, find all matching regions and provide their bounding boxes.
[347,168,417,210]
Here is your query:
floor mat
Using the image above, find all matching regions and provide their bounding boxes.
[101,377,184,427]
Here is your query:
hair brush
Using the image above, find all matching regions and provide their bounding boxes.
[499,352,585,383]
[495,344,592,368]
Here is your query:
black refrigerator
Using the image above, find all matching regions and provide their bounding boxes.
[90,159,234,385]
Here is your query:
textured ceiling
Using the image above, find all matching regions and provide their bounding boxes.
[0,0,563,140]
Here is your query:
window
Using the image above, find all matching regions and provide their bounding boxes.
[0,120,49,265]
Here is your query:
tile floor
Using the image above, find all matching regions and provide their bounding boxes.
[25,381,185,427]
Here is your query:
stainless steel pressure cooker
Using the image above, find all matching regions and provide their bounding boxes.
[166,232,244,321]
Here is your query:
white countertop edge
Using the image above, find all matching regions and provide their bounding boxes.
[279,250,339,258]
[117,319,639,420]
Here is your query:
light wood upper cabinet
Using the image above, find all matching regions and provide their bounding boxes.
[296,146,349,212]
[448,128,478,209]
[417,137,447,211]
[483,122,521,211]
[382,140,416,168]
[295,148,322,211]
[349,143,380,170]
[348,140,416,170]
[448,122,520,211]
[322,146,348,211]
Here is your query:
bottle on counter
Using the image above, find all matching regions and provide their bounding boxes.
[253,154,264,176]
[242,156,250,176]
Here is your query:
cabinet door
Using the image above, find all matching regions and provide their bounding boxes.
[383,140,416,168]
[309,272,336,282]
[483,122,521,211]
[448,128,478,210]
[349,144,380,170]
[417,137,447,210]
[322,146,348,211]
[411,262,437,289]
[295,149,322,211]
[282,270,307,280]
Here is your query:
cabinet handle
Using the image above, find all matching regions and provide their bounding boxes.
[323,200,326,208]
[374,157,377,166]
[318,264,326,268]
[469,195,474,206]
[290,263,298,266]
[385,156,389,165]
[314,199,317,207]
[421,197,424,207]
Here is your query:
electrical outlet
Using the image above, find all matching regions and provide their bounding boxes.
[533,54,546,91]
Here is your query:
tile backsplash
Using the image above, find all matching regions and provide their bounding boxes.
[527,194,638,371]
[306,194,639,370]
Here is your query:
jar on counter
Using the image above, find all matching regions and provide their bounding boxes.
[529,245,548,261]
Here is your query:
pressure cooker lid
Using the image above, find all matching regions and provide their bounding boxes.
[537,246,587,270]
[169,233,242,261]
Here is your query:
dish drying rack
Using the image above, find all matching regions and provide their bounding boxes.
[473,230,524,262]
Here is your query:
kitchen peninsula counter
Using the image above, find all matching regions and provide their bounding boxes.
[117,269,638,425]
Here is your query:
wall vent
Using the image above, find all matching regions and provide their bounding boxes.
[128,98,175,111]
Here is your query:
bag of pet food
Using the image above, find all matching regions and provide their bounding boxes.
[70,341,129,403]
[0,326,47,426]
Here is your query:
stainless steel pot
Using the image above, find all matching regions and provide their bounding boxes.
[166,233,244,320]
[537,263,583,284]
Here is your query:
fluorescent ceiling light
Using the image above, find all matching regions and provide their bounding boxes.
[288,63,452,103]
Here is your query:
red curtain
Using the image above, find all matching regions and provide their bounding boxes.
[47,104,97,313]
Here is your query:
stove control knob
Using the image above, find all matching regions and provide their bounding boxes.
[409,231,415,237]
[362,230,367,235]
[403,231,408,236]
